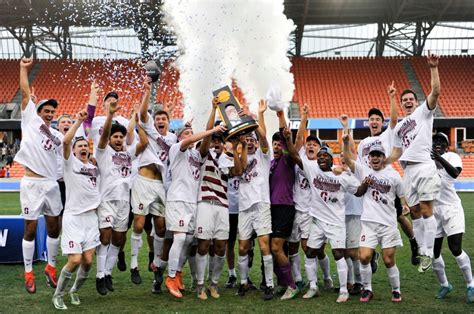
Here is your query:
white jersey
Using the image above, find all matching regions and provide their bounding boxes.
[166,142,203,204]
[90,115,130,150]
[55,132,65,179]
[302,158,359,225]
[239,148,271,211]
[293,149,311,213]
[358,127,394,167]
[434,152,462,207]
[354,162,403,228]
[344,191,363,216]
[393,101,435,163]
[219,152,239,214]
[14,99,62,180]
[63,154,100,215]
[95,145,136,202]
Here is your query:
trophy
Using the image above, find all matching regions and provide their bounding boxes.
[144,60,161,82]
[213,86,259,141]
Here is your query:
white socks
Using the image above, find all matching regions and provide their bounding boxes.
[290,253,302,282]
[54,267,72,297]
[228,268,236,277]
[71,266,89,293]
[346,258,354,285]
[96,243,108,279]
[153,235,164,267]
[130,232,143,269]
[177,235,194,272]
[335,258,348,294]
[304,257,318,289]
[105,244,120,276]
[168,233,186,278]
[318,255,331,280]
[412,218,425,255]
[387,265,400,292]
[211,255,225,284]
[455,251,474,288]
[360,263,372,291]
[353,259,362,284]
[196,253,208,285]
[46,236,59,267]
[238,255,249,284]
[423,216,437,258]
[22,239,35,272]
[263,254,274,288]
[433,256,449,287]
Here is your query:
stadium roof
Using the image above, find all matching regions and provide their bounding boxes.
[0,0,473,28]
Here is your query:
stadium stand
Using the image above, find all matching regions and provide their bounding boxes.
[0,59,21,103]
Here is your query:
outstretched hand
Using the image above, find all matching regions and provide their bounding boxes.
[76,109,88,122]
[282,126,292,140]
[301,103,309,117]
[212,96,220,108]
[108,100,121,115]
[387,80,396,98]
[362,176,374,187]
[427,50,439,68]
[30,86,37,103]
[20,57,33,69]
[213,124,227,134]
[258,99,267,113]
[339,114,349,128]
[143,76,152,93]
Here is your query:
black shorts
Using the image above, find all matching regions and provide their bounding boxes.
[57,180,66,216]
[228,213,238,242]
[395,196,402,217]
[271,204,295,238]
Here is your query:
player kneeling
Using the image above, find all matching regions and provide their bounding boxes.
[52,110,101,310]
[343,136,406,303]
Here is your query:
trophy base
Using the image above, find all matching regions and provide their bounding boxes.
[224,122,259,141]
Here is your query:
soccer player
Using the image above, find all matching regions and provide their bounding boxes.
[285,128,360,303]
[235,100,275,301]
[16,57,62,293]
[343,136,406,303]
[357,83,419,266]
[51,109,100,310]
[430,132,474,303]
[194,98,242,299]
[94,97,148,295]
[270,111,298,300]
[164,112,225,299]
[385,52,441,272]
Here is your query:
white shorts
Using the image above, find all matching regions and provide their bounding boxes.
[98,200,130,232]
[359,221,403,249]
[403,161,441,207]
[346,215,361,249]
[287,210,311,243]
[20,177,62,220]
[61,211,100,255]
[434,203,465,238]
[307,217,346,250]
[195,201,229,240]
[131,175,166,217]
[166,201,196,233]
[238,202,272,240]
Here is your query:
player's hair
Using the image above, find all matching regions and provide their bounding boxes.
[110,123,127,137]
[400,89,418,102]
[153,110,170,121]
[72,136,88,148]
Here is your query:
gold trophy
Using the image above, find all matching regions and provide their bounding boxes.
[213,86,259,141]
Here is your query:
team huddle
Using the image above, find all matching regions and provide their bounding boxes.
[15,53,474,310]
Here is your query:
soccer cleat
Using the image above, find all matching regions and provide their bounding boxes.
[152,267,164,294]
[44,264,58,288]
[262,286,274,301]
[236,283,250,296]
[349,282,363,295]
[96,277,107,295]
[371,252,380,274]
[296,280,306,291]
[436,284,453,299]
[418,255,433,273]
[69,291,81,305]
[130,268,142,285]
[225,275,237,288]
[409,238,420,266]
[281,286,299,300]
[24,271,36,294]
[323,277,334,290]
[148,252,154,272]
[104,274,114,291]
[336,292,350,303]
[117,251,126,272]
[52,295,68,310]
[208,284,220,299]
[196,285,208,300]
[176,271,185,291]
[391,290,402,302]
[190,279,198,292]
[466,286,474,303]
[360,289,374,302]
[152,280,162,294]
[165,276,183,298]
[259,279,267,291]
[303,287,320,299]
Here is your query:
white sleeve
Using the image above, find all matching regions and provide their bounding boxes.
[218,153,234,175]
[353,161,366,181]
[446,152,463,169]
[128,146,138,160]
[21,99,37,123]
[168,142,184,168]
[419,100,435,118]
[95,146,108,167]
[139,113,155,134]
[394,173,404,198]
[341,173,359,195]
[393,127,402,148]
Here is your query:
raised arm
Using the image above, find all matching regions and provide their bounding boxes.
[384,146,402,165]
[426,52,440,110]
[126,103,139,146]
[134,124,149,157]
[200,97,219,157]
[83,81,99,137]
[295,103,308,151]
[180,124,226,151]
[255,99,269,154]
[19,58,33,110]
[229,139,244,177]
[387,81,398,129]
[63,110,88,160]
[98,99,121,150]
[139,76,152,123]
[340,114,357,157]
[342,132,356,172]
[282,126,303,169]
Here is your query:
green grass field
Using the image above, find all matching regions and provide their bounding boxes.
[1,192,473,312]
